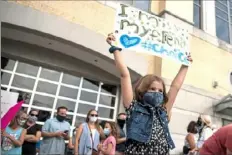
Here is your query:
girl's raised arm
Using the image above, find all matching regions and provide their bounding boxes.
[166,56,193,114]
[107,33,133,108]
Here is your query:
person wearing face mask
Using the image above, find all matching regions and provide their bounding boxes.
[74,109,105,155]
[22,110,42,155]
[199,124,232,155]
[39,106,70,155]
[115,113,126,155]
[196,115,213,152]
[1,110,27,155]
[98,121,117,155]
[106,33,193,155]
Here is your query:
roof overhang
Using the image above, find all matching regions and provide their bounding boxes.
[214,94,232,116]
[0,1,149,84]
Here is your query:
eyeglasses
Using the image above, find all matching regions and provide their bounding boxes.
[90,114,98,117]
[30,114,38,117]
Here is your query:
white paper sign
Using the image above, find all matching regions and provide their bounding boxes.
[113,4,190,66]
[1,90,19,118]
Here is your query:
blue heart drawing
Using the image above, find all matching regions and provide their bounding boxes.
[120,34,141,48]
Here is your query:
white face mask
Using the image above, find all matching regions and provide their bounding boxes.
[89,116,98,122]
[19,120,26,126]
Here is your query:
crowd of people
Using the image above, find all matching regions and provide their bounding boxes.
[183,115,214,155]
[183,115,232,155]
[1,107,128,155]
[1,33,232,155]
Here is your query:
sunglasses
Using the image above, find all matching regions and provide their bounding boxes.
[90,114,98,117]
[30,114,38,117]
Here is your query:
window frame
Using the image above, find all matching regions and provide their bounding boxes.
[131,0,151,12]
[230,72,232,85]
[222,118,232,126]
[215,0,232,44]
[100,0,151,12]
[1,58,120,130]
[193,0,203,29]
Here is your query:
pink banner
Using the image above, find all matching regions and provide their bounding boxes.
[1,100,24,129]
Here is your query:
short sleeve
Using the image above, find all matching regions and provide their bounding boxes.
[225,133,232,151]
[42,119,51,132]
[108,136,116,147]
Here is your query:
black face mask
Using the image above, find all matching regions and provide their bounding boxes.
[117,119,125,128]
[197,118,203,127]
[56,115,66,122]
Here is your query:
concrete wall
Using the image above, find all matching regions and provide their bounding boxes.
[1,38,120,85]
[165,0,194,23]
[162,35,232,97]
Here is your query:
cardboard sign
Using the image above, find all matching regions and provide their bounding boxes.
[113,4,190,66]
[1,90,19,118]
[1,90,24,129]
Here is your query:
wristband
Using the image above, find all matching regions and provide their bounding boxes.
[109,46,122,54]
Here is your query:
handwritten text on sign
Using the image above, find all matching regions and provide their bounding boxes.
[114,4,190,65]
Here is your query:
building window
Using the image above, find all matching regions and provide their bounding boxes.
[101,0,150,12]
[222,118,232,126]
[1,57,119,130]
[132,0,150,11]
[230,72,232,85]
[193,0,203,29]
[215,0,232,44]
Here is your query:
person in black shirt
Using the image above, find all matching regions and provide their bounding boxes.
[116,113,127,155]
[22,110,42,155]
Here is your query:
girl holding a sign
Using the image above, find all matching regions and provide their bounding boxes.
[106,33,193,155]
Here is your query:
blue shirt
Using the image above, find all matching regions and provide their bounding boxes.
[39,118,70,155]
[1,126,23,155]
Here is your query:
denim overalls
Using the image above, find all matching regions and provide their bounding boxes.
[126,100,175,149]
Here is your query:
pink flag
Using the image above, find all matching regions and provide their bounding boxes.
[1,100,24,129]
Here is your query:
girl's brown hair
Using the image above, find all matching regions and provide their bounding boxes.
[86,109,100,131]
[105,121,118,138]
[134,74,168,104]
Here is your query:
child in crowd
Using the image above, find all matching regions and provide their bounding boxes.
[1,110,27,155]
[98,122,117,155]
